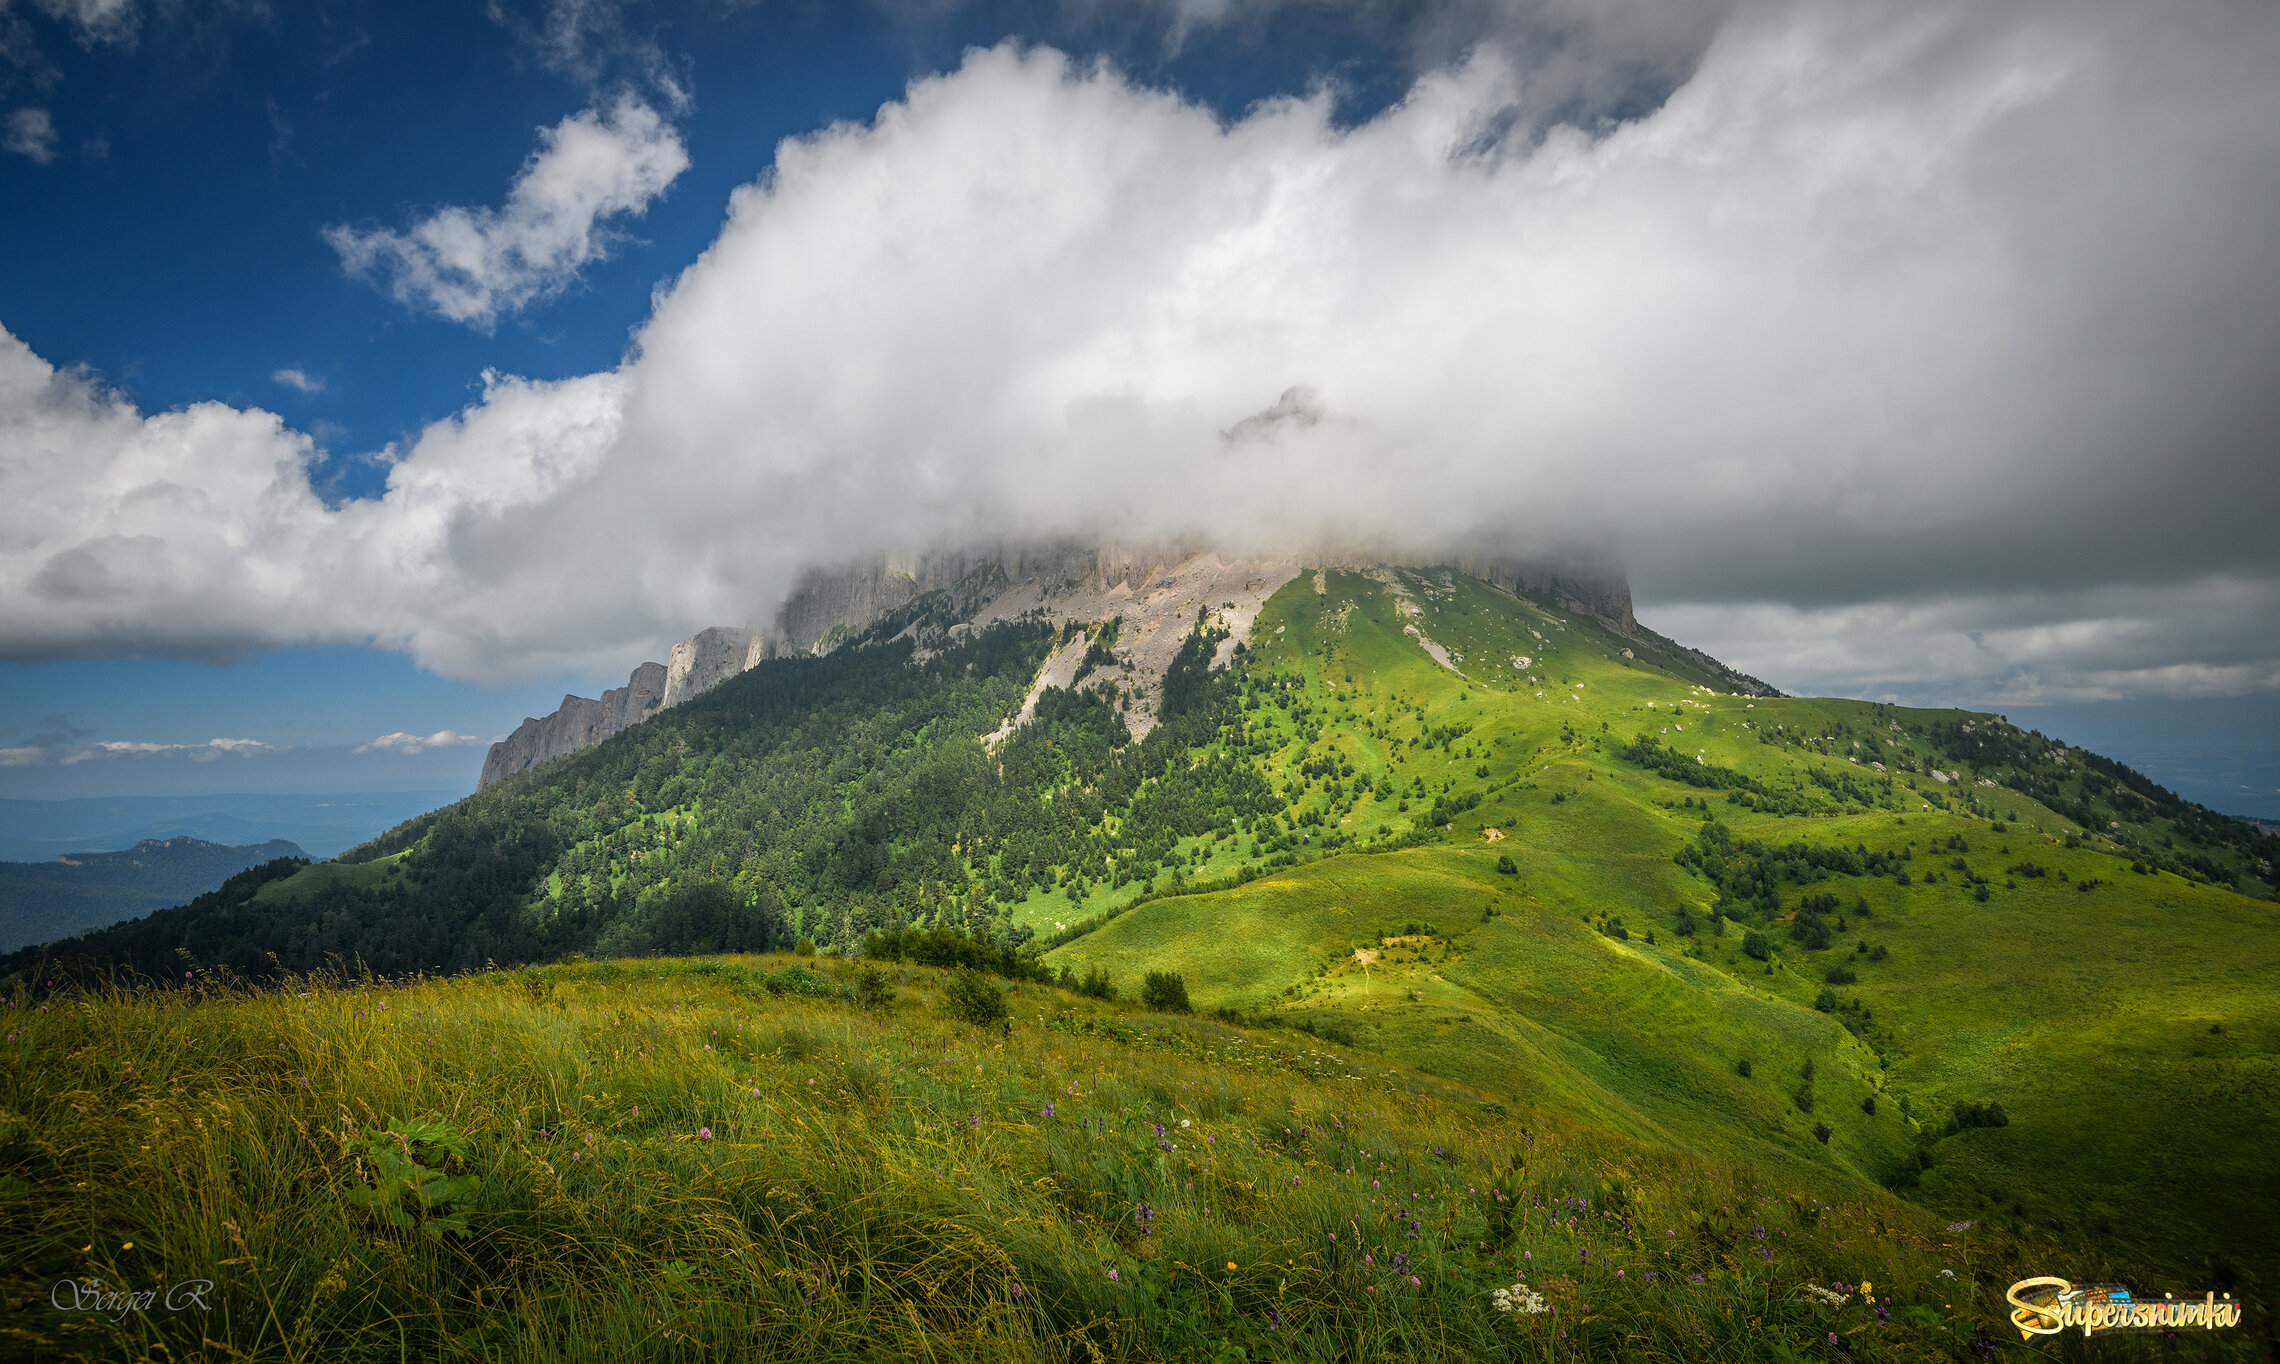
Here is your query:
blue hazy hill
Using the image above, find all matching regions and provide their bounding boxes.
[0,791,457,864]
[0,836,308,953]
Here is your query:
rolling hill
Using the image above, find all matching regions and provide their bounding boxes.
[0,835,307,953]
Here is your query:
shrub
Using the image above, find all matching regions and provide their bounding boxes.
[1741,930,1770,961]
[1949,1100,2010,1133]
[1495,854,1517,875]
[1076,966,1116,1001]
[943,969,1007,1028]
[1814,987,1839,1012]
[1861,1094,1877,1117]
[1789,911,1833,951]
[794,937,817,957]
[1734,1058,1753,1078]
[1140,970,1192,1014]
[1813,1122,1832,1145]
[1824,965,1856,985]
[1868,943,1889,962]
[854,966,894,1010]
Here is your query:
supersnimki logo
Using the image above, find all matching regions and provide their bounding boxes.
[2005,1277,2245,1340]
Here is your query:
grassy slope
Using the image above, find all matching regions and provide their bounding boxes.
[5,956,2166,1363]
[1048,569,2280,1290]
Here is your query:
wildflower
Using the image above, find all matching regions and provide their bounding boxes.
[1860,1280,1873,1297]
[1010,1283,1023,1297]
[1227,1262,1237,1271]
[1107,1269,1119,1282]
[1828,1334,1839,1346]
[699,1127,712,1139]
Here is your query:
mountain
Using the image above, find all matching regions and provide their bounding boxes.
[477,542,1756,788]
[0,835,307,952]
[0,791,461,863]
[9,555,2276,1298]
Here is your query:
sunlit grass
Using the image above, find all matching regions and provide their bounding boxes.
[4,956,2229,1362]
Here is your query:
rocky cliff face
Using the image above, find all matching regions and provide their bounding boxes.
[479,661,666,789]
[477,542,1641,788]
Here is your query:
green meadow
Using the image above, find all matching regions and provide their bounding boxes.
[1046,570,2280,1298]
[1,956,2216,1362]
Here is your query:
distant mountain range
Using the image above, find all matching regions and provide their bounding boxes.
[0,791,458,863]
[0,836,306,953]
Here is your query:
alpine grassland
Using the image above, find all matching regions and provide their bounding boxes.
[0,957,2183,1363]
[9,566,2276,1359]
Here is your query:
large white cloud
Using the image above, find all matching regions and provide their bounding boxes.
[3,0,2277,703]
[325,97,689,330]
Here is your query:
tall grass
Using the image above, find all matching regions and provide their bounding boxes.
[1,958,2245,1361]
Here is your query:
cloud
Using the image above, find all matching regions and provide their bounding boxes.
[56,738,275,764]
[271,367,325,394]
[1650,576,2280,707]
[4,108,57,163]
[353,730,492,755]
[30,0,138,46]
[325,97,689,330]
[3,1,2279,707]
[486,0,687,102]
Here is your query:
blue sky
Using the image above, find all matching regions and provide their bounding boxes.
[2,0,2276,816]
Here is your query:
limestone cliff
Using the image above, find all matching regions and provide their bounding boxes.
[478,541,1645,788]
[478,661,666,789]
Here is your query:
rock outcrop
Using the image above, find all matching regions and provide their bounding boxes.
[478,661,666,789]
[477,541,1644,789]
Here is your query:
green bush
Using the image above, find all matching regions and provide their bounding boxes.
[1734,1058,1752,1078]
[1076,965,1116,1001]
[1948,1100,2010,1133]
[1814,987,1839,1012]
[1140,970,1192,1013]
[854,966,895,1010]
[1741,930,1770,961]
[1495,854,1517,875]
[942,968,1007,1028]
